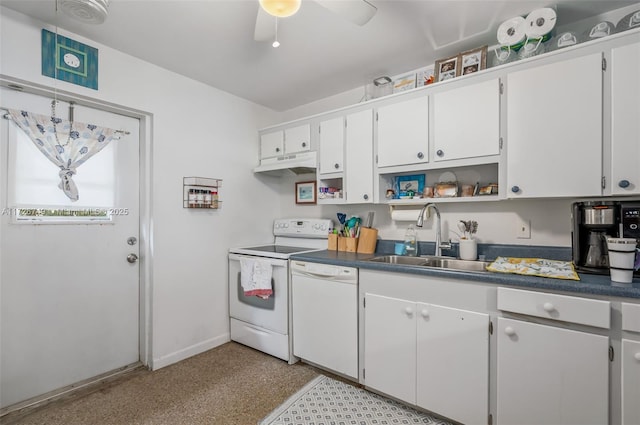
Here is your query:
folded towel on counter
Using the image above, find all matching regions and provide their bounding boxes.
[240,258,273,299]
[487,257,580,281]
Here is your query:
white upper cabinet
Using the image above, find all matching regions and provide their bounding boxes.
[260,123,311,160]
[259,130,284,159]
[319,117,344,174]
[376,95,429,168]
[284,124,311,154]
[433,78,501,161]
[507,53,603,198]
[345,109,374,203]
[611,42,640,195]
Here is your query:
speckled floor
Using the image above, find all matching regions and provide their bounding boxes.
[2,342,321,425]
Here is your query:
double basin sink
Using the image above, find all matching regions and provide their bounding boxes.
[367,255,491,273]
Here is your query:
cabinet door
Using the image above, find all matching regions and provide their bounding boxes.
[496,317,609,425]
[611,42,640,195]
[416,304,489,425]
[507,53,603,198]
[260,130,284,159]
[319,117,344,174]
[345,109,373,203]
[284,124,311,154]
[364,294,416,404]
[433,78,500,161]
[292,275,358,379]
[377,96,429,168]
[622,339,640,425]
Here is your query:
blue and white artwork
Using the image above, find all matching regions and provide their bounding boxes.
[42,29,98,90]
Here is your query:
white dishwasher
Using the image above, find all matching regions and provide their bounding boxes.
[290,260,358,379]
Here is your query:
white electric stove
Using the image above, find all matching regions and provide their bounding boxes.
[228,218,332,362]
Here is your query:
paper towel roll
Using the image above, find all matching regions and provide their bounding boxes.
[525,7,556,41]
[390,209,422,222]
[497,16,526,49]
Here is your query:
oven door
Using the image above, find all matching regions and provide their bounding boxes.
[228,253,288,334]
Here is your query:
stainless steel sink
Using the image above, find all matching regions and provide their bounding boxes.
[367,255,491,273]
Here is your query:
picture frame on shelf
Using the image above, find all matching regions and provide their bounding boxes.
[416,66,435,87]
[434,55,461,82]
[459,45,488,76]
[392,72,417,93]
[396,174,425,198]
[295,181,317,204]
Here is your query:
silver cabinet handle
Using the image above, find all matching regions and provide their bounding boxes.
[334,163,340,169]
[302,142,307,147]
[417,152,424,159]
[275,147,280,152]
[619,180,630,188]
[511,186,520,193]
[127,253,138,264]
[436,149,444,157]
[363,194,369,200]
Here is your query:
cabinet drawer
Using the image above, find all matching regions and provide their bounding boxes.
[622,302,640,333]
[497,287,610,329]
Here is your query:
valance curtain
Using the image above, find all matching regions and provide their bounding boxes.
[8,109,119,202]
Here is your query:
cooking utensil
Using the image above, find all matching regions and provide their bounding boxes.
[365,211,375,228]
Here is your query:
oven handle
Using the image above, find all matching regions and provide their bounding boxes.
[228,253,288,267]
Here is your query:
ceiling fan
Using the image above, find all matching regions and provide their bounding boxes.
[254,0,377,43]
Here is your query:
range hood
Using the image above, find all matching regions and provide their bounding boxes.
[253,151,317,176]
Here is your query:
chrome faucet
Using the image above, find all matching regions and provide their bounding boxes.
[416,203,451,257]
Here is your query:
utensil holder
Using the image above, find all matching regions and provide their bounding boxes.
[459,238,478,260]
[338,236,358,252]
[328,234,338,251]
[357,227,378,254]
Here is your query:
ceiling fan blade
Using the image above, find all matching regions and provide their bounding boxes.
[314,0,377,26]
[254,6,275,41]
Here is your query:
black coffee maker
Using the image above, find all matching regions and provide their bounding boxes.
[572,201,640,275]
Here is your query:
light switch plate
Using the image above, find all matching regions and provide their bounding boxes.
[516,219,531,239]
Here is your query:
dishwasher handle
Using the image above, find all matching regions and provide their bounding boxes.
[290,261,357,283]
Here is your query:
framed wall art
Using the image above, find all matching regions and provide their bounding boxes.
[460,45,488,76]
[434,55,460,82]
[42,29,99,90]
[295,181,317,204]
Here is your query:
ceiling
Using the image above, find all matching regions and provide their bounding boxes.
[1,0,638,111]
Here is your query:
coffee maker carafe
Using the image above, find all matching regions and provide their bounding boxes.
[572,201,619,274]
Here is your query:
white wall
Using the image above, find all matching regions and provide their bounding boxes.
[0,7,288,369]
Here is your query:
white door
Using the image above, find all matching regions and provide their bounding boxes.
[284,123,311,154]
[376,95,429,168]
[259,130,283,159]
[363,293,416,404]
[506,53,603,198]
[345,109,373,203]
[611,42,640,195]
[496,317,609,425]
[621,339,640,425]
[416,303,489,425]
[0,88,140,408]
[433,78,500,161]
[319,117,344,174]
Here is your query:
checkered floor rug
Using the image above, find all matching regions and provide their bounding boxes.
[259,375,452,425]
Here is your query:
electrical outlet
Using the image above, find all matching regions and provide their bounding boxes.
[516,219,531,239]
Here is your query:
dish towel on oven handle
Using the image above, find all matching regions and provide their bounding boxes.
[239,258,273,299]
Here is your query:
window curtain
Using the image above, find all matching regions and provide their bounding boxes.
[8,109,119,202]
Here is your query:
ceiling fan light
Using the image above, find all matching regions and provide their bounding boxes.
[259,0,301,18]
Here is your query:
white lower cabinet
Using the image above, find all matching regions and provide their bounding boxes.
[622,339,640,425]
[496,317,609,425]
[416,303,489,425]
[364,293,489,424]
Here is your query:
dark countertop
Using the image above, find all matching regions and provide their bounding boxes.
[290,249,640,300]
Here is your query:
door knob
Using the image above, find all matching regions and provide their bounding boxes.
[126,253,138,263]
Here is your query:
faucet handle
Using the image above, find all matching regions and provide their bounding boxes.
[440,239,452,250]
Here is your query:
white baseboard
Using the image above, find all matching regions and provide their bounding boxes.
[151,333,230,370]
